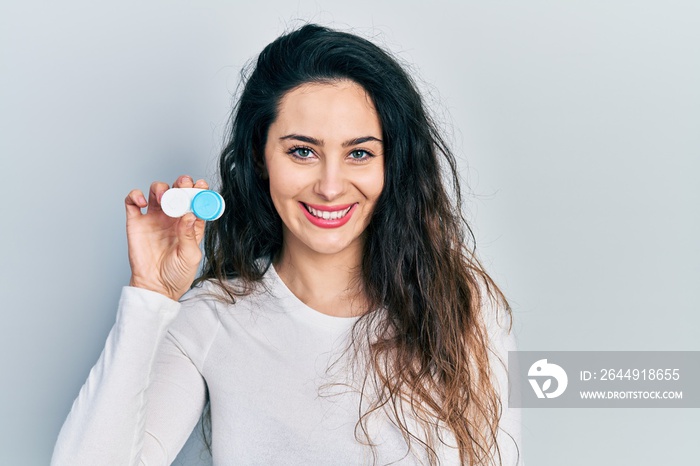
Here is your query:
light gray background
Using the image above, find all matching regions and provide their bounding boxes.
[2,1,698,465]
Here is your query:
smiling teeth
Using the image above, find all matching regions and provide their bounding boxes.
[305,204,353,220]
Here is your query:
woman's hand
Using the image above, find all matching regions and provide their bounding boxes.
[125,176,208,301]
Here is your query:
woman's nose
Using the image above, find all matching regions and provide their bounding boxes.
[313,158,347,201]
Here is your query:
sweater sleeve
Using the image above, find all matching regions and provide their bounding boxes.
[51,286,208,466]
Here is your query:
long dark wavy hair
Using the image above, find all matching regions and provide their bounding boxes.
[196,24,515,465]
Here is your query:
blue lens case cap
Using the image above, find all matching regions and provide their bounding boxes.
[191,190,224,221]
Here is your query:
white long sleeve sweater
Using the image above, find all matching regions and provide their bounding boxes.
[52,265,523,465]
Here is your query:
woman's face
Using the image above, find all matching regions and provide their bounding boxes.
[264,80,384,259]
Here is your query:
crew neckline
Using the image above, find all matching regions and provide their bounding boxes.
[266,263,363,330]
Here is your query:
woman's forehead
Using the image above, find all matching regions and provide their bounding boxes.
[271,81,382,142]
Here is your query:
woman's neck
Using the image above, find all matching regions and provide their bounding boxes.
[273,240,368,318]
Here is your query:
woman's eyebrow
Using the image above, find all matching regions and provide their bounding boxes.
[280,134,323,145]
[279,134,383,147]
[342,136,383,147]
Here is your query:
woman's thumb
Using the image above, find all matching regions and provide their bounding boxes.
[177,213,200,249]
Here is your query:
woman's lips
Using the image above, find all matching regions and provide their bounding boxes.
[299,202,357,228]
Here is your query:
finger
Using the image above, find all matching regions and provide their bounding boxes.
[148,181,169,213]
[177,213,202,261]
[173,175,194,189]
[193,178,209,190]
[193,217,206,244]
[125,189,147,220]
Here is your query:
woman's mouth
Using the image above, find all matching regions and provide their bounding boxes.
[299,202,357,228]
[303,203,353,219]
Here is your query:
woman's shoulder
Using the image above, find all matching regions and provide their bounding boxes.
[181,273,270,305]
[472,277,524,464]
[166,277,265,357]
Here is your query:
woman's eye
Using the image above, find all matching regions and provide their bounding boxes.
[349,150,371,160]
[290,147,313,159]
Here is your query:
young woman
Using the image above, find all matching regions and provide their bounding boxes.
[52,24,522,465]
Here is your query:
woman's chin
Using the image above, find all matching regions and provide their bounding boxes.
[300,235,360,257]
[308,243,354,256]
